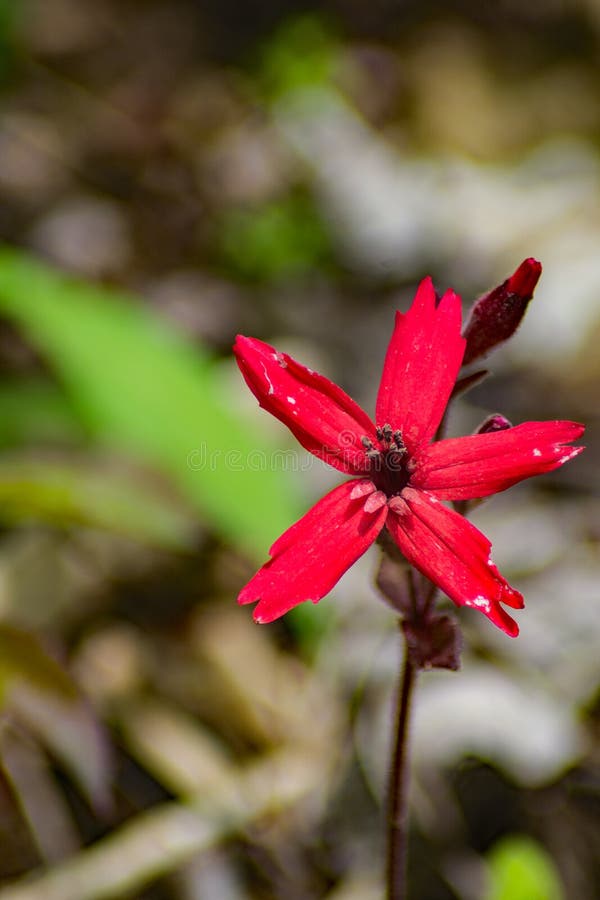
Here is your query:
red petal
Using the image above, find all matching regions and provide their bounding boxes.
[412,421,585,500]
[234,336,376,475]
[376,279,465,455]
[364,490,387,513]
[239,480,387,622]
[386,488,523,637]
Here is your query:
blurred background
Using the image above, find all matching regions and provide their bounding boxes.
[0,1,598,898]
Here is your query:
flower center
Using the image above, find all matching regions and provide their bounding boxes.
[361,424,411,496]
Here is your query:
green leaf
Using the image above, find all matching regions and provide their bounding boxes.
[485,835,564,900]
[0,248,301,559]
[218,193,332,283]
[0,379,83,447]
[0,624,111,810]
[0,454,197,550]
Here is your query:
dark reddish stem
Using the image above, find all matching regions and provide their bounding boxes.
[386,629,417,900]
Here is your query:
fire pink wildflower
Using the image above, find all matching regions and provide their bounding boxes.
[234,277,584,637]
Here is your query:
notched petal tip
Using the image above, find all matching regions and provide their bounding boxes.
[386,489,524,638]
[233,333,247,352]
[438,287,461,309]
[414,275,436,304]
[253,607,275,624]
[557,444,585,465]
[238,585,260,606]
[492,603,521,637]
[233,333,249,351]
[564,421,586,440]
[463,593,521,637]
[498,613,520,638]
[376,277,465,451]
[233,334,273,366]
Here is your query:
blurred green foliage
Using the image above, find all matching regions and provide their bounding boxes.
[0,380,82,446]
[218,18,337,286]
[0,248,301,558]
[0,624,77,704]
[0,456,196,549]
[485,835,564,900]
[218,193,332,282]
[0,0,19,81]
[260,15,338,99]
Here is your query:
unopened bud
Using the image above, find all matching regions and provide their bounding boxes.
[475,413,512,434]
[462,258,542,365]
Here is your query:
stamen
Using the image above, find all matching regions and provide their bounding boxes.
[382,424,393,442]
[361,435,382,464]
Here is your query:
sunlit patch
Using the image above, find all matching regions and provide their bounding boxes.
[261,362,274,395]
[466,595,491,613]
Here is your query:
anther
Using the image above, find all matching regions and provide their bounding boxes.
[382,424,393,442]
[361,436,374,449]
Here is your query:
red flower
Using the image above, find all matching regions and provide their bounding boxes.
[234,278,584,637]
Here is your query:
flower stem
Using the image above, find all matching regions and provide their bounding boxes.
[386,630,417,900]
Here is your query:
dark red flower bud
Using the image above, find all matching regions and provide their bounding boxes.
[476,413,512,434]
[462,258,542,365]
